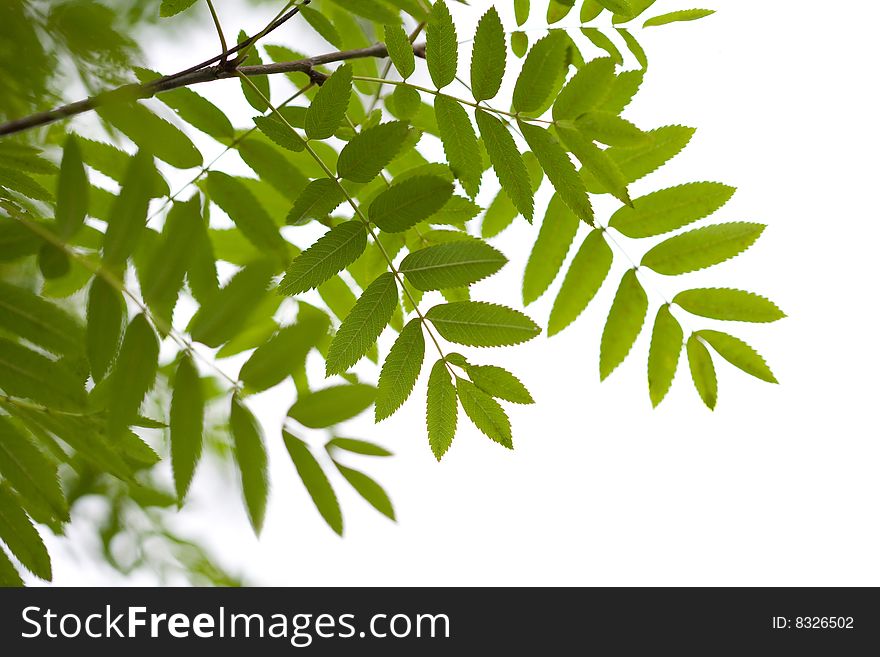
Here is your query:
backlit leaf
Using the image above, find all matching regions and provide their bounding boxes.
[475,109,533,221]
[289,384,377,428]
[286,178,347,225]
[280,221,367,296]
[337,121,411,182]
[98,101,202,169]
[326,437,393,457]
[334,461,395,520]
[599,269,648,380]
[644,9,715,27]
[230,396,269,534]
[170,354,204,503]
[553,57,615,121]
[102,150,154,266]
[647,305,683,407]
[0,417,67,522]
[0,338,85,410]
[687,334,717,409]
[400,239,507,291]
[512,31,569,113]
[467,365,534,404]
[376,319,425,421]
[434,96,482,198]
[641,222,765,275]
[284,431,343,535]
[0,484,51,580]
[427,301,540,347]
[86,276,124,381]
[206,171,287,254]
[385,24,415,78]
[523,194,580,305]
[107,313,159,438]
[0,280,84,357]
[548,229,613,336]
[457,378,512,448]
[675,288,785,323]
[369,175,454,232]
[471,7,506,101]
[610,182,736,238]
[55,135,88,239]
[427,359,457,460]
[305,64,353,140]
[426,0,458,88]
[696,330,777,383]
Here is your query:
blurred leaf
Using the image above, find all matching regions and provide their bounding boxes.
[230,396,269,534]
[288,384,377,429]
[284,431,343,535]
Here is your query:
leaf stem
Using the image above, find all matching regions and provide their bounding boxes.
[205,0,228,63]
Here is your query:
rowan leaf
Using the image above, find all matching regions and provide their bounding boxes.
[599,269,648,380]
[239,315,328,392]
[0,417,68,522]
[205,172,286,254]
[457,378,512,448]
[98,101,202,169]
[368,175,454,232]
[337,121,411,182]
[696,330,777,383]
[334,461,395,520]
[326,273,398,374]
[384,24,415,78]
[55,135,88,240]
[284,431,343,535]
[575,110,652,147]
[467,365,534,404]
[286,178,346,225]
[326,437,392,457]
[253,114,305,152]
[77,138,168,198]
[288,384,377,428]
[548,229,613,336]
[557,124,631,205]
[675,289,786,323]
[238,32,270,112]
[641,222,765,275]
[0,338,85,410]
[523,194,580,306]
[471,7,506,101]
[596,0,633,14]
[0,484,51,580]
[582,28,623,65]
[515,0,530,25]
[687,334,717,409]
[617,28,647,69]
[512,31,569,113]
[86,276,124,381]
[475,109,533,221]
[230,396,269,534]
[107,313,159,438]
[305,64,352,140]
[511,31,528,58]
[0,280,84,357]
[426,359,457,460]
[279,221,367,296]
[434,96,482,198]
[427,301,540,347]
[0,545,22,587]
[600,69,644,114]
[400,239,507,291]
[553,57,616,121]
[102,149,154,266]
[648,305,683,407]
[170,354,204,503]
[376,319,425,421]
[644,9,715,27]
[609,182,736,238]
[300,5,342,47]
[159,0,197,17]
[426,0,458,88]
[187,260,275,348]
[327,0,399,23]
[519,121,593,223]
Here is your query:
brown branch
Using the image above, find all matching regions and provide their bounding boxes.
[0,42,412,137]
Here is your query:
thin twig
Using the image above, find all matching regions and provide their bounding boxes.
[205,0,228,63]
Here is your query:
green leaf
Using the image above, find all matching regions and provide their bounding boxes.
[426,0,458,89]
[675,289,786,323]
[515,0,530,25]
[0,417,68,522]
[427,301,540,347]
[252,114,305,152]
[523,194,580,305]
[475,109,533,221]
[557,124,631,205]
[337,121,411,182]
[553,57,616,122]
[86,276,124,381]
[596,0,633,14]
[641,222,765,275]
[471,7,506,101]
[434,96,482,198]
[369,175,454,232]
[519,121,593,223]
[239,312,327,392]
[600,69,644,114]
[574,110,652,147]
[230,396,269,534]
[289,384,377,428]
[0,280,84,357]
[305,64,353,140]
[327,0,400,23]
[284,431,343,535]
[426,359,457,460]
[187,260,275,348]
[609,182,736,238]
[286,178,346,225]
[512,31,569,113]
[55,135,88,240]
[0,168,51,201]
[581,28,623,65]
[159,87,234,142]
[581,0,603,21]
[456,378,512,448]
[159,0,197,17]
[599,269,648,380]
[644,9,715,27]
[467,364,534,404]
[696,330,778,383]
[511,31,528,58]
[400,239,506,291]
[0,338,85,410]
[0,219,40,262]
[102,150,154,266]
[0,484,51,580]
[617,28,647,69]
[170,354,204,503]
[326,272,398,374]
[37,243,69,280]
[300,5,342,47]
[0,545,23,587]
[206,172,286,254]
[326,437,393,457]
[647,305,683,407]
[376,319,425,421]
[687,334,717,409]
[98,101,202,169]
[107,313,159,438]
[613,0,657,22]
[238,32,271,112]
[583,125,695,193]
[280,221,367,296]
[548,229,613,336]
[77,138,168,198]
[334,461,395,520]
[141,197,202,321]
[385,24,415,78]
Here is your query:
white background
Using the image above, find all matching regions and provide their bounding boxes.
[43,0,880,586]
